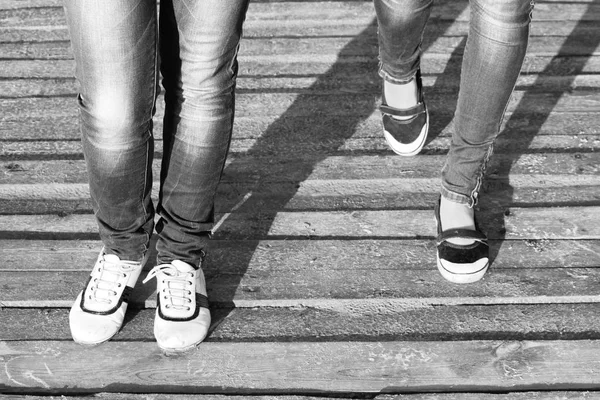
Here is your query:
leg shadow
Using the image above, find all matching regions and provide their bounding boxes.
[482,1,600,264]
[205,1,471,338]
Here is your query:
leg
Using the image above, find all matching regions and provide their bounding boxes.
[144,0,249,352]
[437,0,533,282]
[374,0,433,155]
[156,0,249,268]
[374,0,433,84]
[64,0,158,261]
[442,0,533,206]
[63,0,159,343]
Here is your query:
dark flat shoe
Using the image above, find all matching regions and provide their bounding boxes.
[380,69,429,157]
[434,197,489,283]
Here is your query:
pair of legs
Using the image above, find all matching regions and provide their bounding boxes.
[64,0,249,350]
[374,0,533,281]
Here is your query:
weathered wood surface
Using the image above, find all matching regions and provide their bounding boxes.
[1,394,600,400]
[5,303,600,342]
[3,340,600,394]
[1,206,600,238]
[2,0,600,396]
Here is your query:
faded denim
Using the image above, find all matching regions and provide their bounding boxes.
[63,0,249,266]
[375,0,534,206]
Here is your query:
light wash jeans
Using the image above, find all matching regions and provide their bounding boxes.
[374,0,534,206]
[63,0,249,266]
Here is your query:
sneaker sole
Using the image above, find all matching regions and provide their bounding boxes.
[383,114,429,157]
[436,255,489,284]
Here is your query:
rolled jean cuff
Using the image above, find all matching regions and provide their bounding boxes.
[440,185,473,207]
[378,62,418,84]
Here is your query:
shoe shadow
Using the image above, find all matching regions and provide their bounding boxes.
[482,0,600,265]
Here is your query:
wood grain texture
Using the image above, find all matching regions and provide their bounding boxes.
[1,175,600,215]
[1,393,599,400]
[1,207,599,240]
[2,340,600,394]
[5,264,600,306]
[2,74,600,99]
[2,112,599,142]
[1,153,598,185]
[4,303,600,342]
[2,239,599,272]
[2,134,600,159]
[1,0,600,396]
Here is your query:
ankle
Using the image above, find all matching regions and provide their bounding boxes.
[383,78,418,111]
[439,197,476,245]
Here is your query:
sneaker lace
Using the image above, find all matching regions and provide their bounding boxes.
[89,258,138,304]
[143,265,194,311]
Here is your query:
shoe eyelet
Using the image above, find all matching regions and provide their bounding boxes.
[187,299,192,303]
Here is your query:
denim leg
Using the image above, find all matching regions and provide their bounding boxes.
[156,0,249,267]
[374,0,433,83]
[63,0,158,261]
[441,0,533,206]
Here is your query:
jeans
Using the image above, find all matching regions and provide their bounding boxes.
[63,0,249,266]
[375,0,534,206]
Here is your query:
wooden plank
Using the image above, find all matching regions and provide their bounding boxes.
[3,43,600,80]
[0,0,596,9]
[2,73,600,100]
[5,303,600,341]
[3,34,600,77]
[0,0,62,9]
[2,238,599,272]
[3,340,600,393]
[5,261,600,306]
[1,173,600,215]
[2,109,599,142]
[379,394,600,400]
[0,0,598,26]
[1,21,598,47]
[2,91,599,123]
[3,135,599,162]
[1,207,600,240]
[2,34,599,61]
[1,393,599,400]
[1,153,598,186]
[2,238,600,273]
[2,18,599,59]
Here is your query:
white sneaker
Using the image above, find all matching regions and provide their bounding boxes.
[143,260,211,352]
[69,250,146,345]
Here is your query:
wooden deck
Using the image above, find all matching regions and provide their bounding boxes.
[1,0,600,398]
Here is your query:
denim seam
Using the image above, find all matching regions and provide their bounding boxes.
[462,0,533,208]
[468,143,494,208]
[140,7,160,257]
